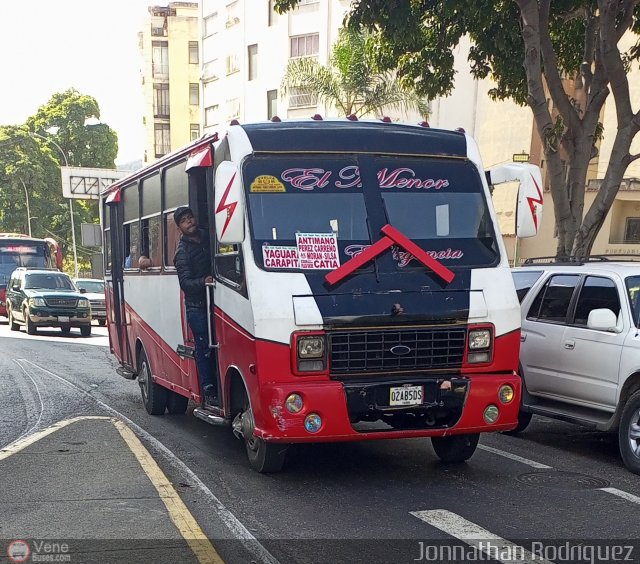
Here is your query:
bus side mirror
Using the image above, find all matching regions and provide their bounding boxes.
[214,161,245,244]
[488,163,543,238]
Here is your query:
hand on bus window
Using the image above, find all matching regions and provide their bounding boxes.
[138,256,152,270]
[205,276,214,284]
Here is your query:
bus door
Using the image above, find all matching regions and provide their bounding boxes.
[105,194,134,371]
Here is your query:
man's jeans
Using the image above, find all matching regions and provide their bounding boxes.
[186,307,215,394]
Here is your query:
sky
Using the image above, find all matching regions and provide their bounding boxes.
[0,0,156,164]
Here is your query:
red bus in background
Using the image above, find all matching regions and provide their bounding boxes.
[0,234,63,317]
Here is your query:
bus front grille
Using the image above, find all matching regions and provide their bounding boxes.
[329,327,467,374]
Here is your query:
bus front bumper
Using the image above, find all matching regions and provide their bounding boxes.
[252,374,521,443]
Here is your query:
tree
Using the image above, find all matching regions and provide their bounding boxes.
[281,27,429,118]
[276,0,640,257]
[0,89,118,274]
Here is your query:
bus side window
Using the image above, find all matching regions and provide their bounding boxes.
[215,243,245,290]
[164,211,182,267]
[124,222,140,269]
[140,216,161,268]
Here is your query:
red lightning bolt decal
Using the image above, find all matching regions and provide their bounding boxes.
[215,172,238,237]
[527,173,543,230]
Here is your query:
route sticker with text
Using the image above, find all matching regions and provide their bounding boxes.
[262,245,299,268]
[296,233,340,270]
[250,175,286,192]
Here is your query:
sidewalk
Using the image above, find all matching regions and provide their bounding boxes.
[0,417,216,564]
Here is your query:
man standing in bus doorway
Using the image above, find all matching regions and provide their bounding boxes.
[173,206,218,406]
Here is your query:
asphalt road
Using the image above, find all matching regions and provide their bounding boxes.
[1,319,640,564]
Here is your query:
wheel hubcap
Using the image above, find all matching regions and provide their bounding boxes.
[629,408,640,458]
[241,407,258,451]
[138,361,149,401]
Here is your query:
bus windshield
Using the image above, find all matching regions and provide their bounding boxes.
[243,154,499,272]
[0,241,50,288]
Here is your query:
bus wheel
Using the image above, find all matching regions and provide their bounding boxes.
[25,309,37,335]
[431,433,479,463]
[8,310,19,332]
[138,349,167,415]
[237,399,287,473]
[502,410,533,436]
[167,391,189,415]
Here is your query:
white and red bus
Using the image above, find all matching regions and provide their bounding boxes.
[0,234,62,318]
[102,119,543,472]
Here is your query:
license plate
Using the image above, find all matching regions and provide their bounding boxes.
[58,316,70,323]
[389,385,423,406]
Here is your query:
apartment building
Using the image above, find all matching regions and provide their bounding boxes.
[200,0,426,133]
[139,2,201,163]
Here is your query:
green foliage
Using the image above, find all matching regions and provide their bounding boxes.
[281,27,430,118]
[0,89,118,275]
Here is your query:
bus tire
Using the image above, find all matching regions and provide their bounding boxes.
[502,410,533,436]
[138,349,167,415]
[238,393,287,472]
[25,309,37,335]
[167,392,189,415]
[431,433,479,463]
[8,310,19,332]
[619,390,640,475]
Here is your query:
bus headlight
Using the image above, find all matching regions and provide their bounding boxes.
[469,329,491,349]
[484,405,500,424]
[285,393,304,413]
[298,336,324,358]
[467,327,493,364]
[29,298,46,307]
[293,333,327,374]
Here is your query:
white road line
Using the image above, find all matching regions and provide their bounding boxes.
[18,359,281,564]
[0,416,112,461]
[478,444,553,469]
[600,487,640,505]
[411,509,554,564]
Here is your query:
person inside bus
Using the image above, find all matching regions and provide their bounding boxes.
[173,206,218,406]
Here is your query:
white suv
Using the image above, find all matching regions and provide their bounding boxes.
[512,258,640,475]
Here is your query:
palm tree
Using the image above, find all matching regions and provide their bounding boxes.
[282,28,429,119]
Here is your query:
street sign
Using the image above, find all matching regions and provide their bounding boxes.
[61,166,127,200]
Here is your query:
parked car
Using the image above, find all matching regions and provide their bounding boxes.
[6,268,92,336]
[73,278,106,326]
[511,257,640,474]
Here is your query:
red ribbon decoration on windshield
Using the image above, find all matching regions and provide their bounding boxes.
[325,224,455,286]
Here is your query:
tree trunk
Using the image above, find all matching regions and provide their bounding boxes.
[564,137,592,253]
[573,122,638,256]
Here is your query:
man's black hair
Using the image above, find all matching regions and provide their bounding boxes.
[174,206,193,226]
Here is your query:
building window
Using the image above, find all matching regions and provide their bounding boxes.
[290,33,319,58]
[202,60,219,82]
[288,87,318,108]
[153,84,170,117]
[189,41,199,64]
[226,54,239,75]
[226,98,240,120]
[152,41,169,78]
[205,105,219,126]
[248,44,258,81]
[154,124,171,157]
[624,218,640,243]
[190,124,200,141]
[267,89,277,119]
[204,12,218,37]
[189,83,199,105]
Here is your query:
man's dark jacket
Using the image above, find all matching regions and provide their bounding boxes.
[174,229,212,308]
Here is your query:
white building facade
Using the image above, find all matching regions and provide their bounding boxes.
[200,0,430,133]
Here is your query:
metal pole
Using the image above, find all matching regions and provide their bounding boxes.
[30,131,78,277]
[19,179,31,236]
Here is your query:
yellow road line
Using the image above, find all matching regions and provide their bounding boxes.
[1,416,224,564]
[113,419,225,564]
[0,416,112,461]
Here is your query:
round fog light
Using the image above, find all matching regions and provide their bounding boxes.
[285,393,304,414]
[498,384,514,404]
[483,405,500,424]
[304,413,322,433]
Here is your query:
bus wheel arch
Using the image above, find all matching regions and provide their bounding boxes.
[137,341,168,415]
[228,368,288,473]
